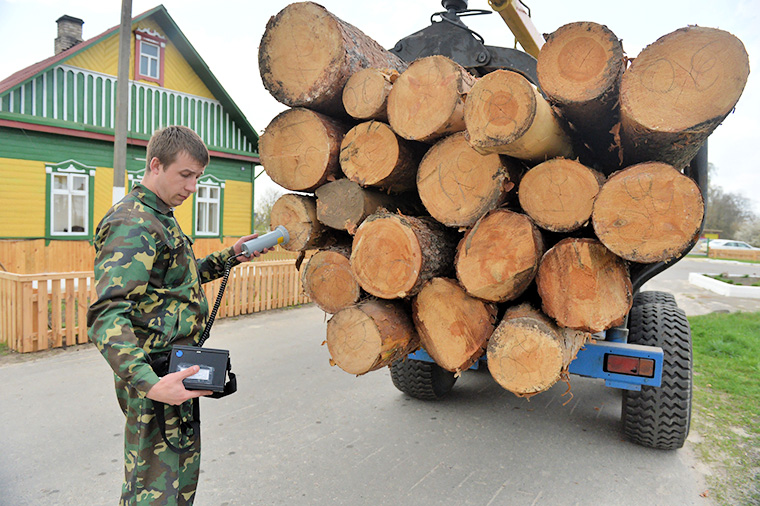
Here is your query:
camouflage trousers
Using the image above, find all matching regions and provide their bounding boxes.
[115,376,201,505]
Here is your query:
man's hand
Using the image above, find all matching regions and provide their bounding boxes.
[146,366,213,405]
[233,233,275,262]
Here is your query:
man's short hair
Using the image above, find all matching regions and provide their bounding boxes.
[146,125,210,169]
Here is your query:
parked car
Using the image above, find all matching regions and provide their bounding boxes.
[699,239,759,253]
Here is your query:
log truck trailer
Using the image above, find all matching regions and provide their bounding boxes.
[386,0,705,451]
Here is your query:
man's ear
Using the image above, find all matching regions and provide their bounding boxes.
[148,157,162,174]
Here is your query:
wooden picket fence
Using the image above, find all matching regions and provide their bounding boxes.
[0,259,309,353]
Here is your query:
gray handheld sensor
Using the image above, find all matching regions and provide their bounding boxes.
[240,226,289,256]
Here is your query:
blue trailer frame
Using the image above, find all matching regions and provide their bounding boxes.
[407,335,664,392]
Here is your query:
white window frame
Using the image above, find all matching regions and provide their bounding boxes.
[47,161,95,237]
[139,40,160,79]
[194,176,224,236]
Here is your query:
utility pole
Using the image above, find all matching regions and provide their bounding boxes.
[112,0,132,204]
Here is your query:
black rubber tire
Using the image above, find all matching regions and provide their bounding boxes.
[633,290,677,308]
[390,359,457,400]
[622,303,692,450]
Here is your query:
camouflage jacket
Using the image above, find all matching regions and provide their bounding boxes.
[87,183,237,397]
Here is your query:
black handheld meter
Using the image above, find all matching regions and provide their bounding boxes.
[168,345,230,392]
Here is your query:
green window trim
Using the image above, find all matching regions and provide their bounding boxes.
[44,159,96,241]
[192,173,224,240]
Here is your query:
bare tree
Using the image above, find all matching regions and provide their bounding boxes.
[704,163,757,238]
[254,187,285,234]
[735,218,760,247]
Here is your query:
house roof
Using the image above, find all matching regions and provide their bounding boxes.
[0,5,258,149]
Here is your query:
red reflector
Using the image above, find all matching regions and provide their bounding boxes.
[638,358,655,378]
[605,355,641,375]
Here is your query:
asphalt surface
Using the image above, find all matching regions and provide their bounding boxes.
[1,256,756,506]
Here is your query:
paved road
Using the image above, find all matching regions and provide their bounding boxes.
[3,257,755,506]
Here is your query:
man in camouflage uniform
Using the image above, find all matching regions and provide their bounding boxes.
[88,126,268,505]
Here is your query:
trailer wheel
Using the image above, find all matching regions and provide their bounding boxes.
[390,359,457,400]
[622,303,692,450]
[633,290,677,308]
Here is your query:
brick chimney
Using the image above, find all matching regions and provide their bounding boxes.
[54,15,84,55]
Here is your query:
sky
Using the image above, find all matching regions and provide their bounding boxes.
[1,0,758,212]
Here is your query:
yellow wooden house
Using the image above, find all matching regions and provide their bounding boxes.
[0,6,260,274]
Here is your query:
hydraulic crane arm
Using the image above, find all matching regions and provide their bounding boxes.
[488,0,544,58]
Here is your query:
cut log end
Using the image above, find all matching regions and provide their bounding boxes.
[621,26,749,134]
[519,158,604,233]
[487,304,589,396]
[326,299,418,375]
[464,70,573,162]
[417,132,519,227]
[339,121,417,193]
[536,238,632,332]
[592,161,704,263]
[302,247,360,313]
[259,3,344,110]
[413,278,495,373]
[259,108,347,192]
[351,213,423,298]
[342,68,397,121]
[537,21,624,104]
[387,55,475,143]
[270,194,323,251]
[455,209,543,302]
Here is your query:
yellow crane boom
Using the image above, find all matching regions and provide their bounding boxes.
[488,0,544,58]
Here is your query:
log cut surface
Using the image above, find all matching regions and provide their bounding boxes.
[387,55,476,143]
[536,238,632,332]
[455,209,543,302]
[592,162,704,263]
[259,2,406,116]
[488,304,588,396]
[342,68,398,121]
[326,299,419,375]
[351,213,455,299]
[339,121,421,193]
[270,194,325,251]
[301,245,360,314]
[417,132,520,228]
[412,278,496,373]
[315,178,403,233]
[619,26,749,168]
[259,108,348,192]
[464,70,573,162]
[518,158,604,233]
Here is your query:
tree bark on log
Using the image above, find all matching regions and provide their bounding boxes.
[464,69,574,163]
[387,55,477,143]
[417,132,523,228]
[536,238,632,333]
[351,212,457,299]
[518,158,605,233]
[412,277,497,373]
[339,120,424,193]
[259,2,407,117]
[537,22,625,169]
[326,299,419,375]
[455,209,544,303]
[619,26,749,169]
[301,244,361,314]
[259,108,349,192]
[270,194,332,251]
[592,161,704,263]
[487,303,589,396]
[314,178,417,234]
[342,68,400,121]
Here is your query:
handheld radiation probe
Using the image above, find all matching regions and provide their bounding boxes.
[167,226,290,394]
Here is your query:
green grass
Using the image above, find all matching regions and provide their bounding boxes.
[689,311,760,505]
[0,342,8,356]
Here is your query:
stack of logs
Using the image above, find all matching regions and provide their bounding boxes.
[258,2,749,396]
